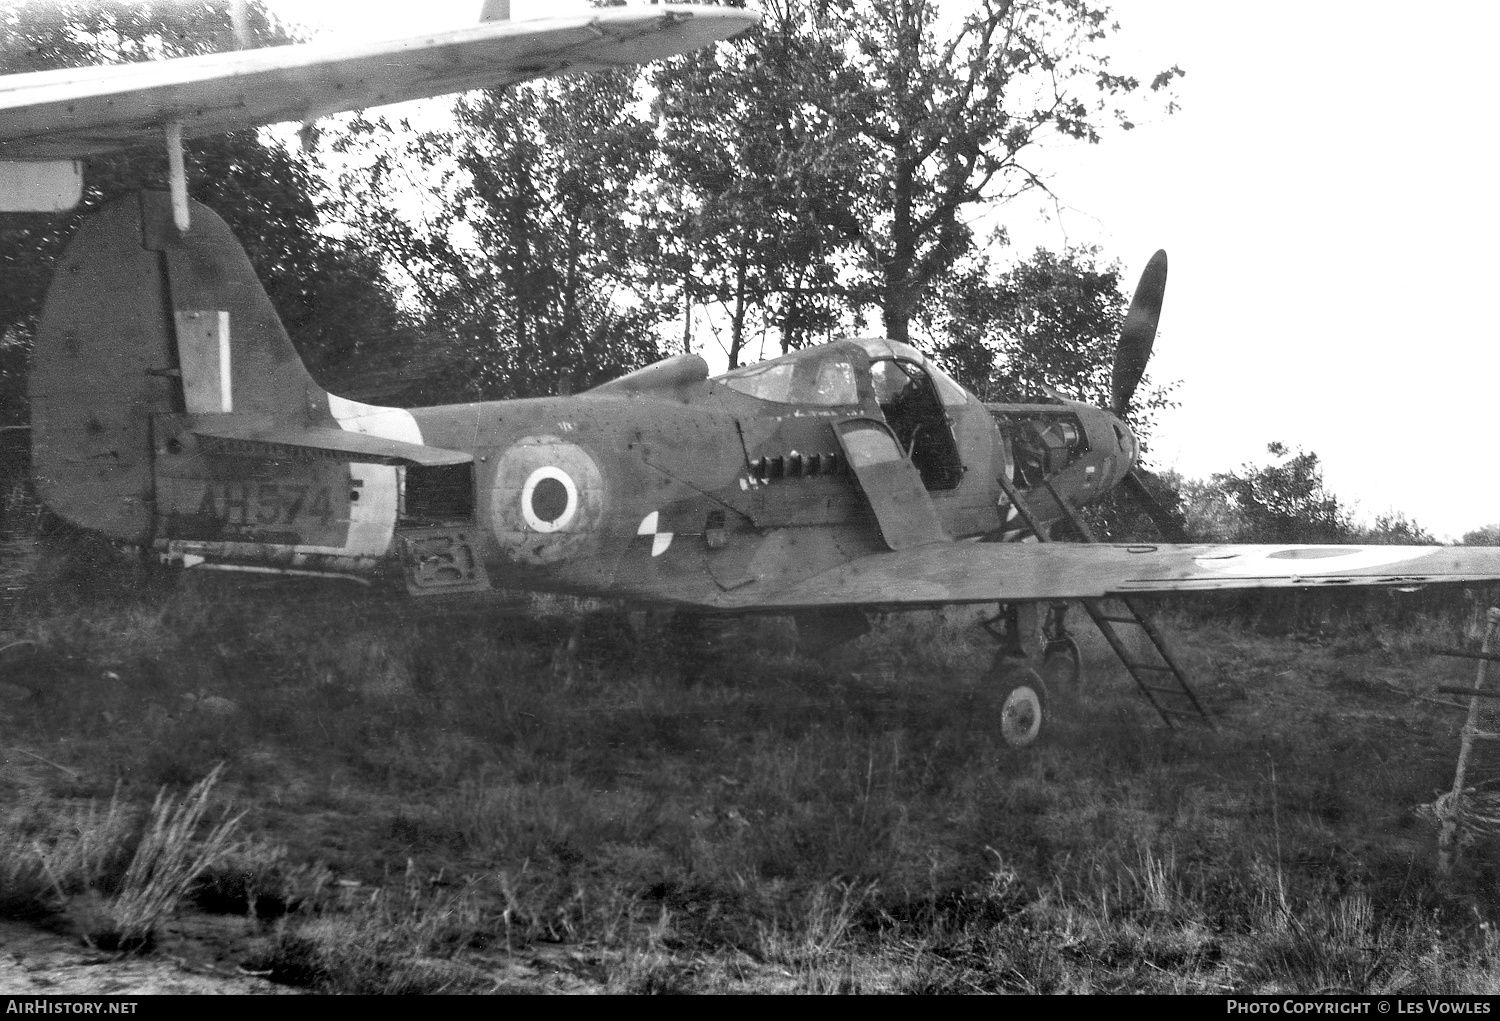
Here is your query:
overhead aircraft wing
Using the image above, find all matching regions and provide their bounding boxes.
[0,6,755,162]
[738,542,1500,611]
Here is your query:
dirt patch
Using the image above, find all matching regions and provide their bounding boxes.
[0,919,294,995]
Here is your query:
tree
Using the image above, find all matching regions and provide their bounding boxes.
[1205,442,1355,544]
[334,70,669,400]
[1175,475,1244,542]
[1156,449,1435,548]
[1358,511,1436,546]
[926,245,1175,441]
[651,11,851,364]
[1077,465,1187,543]
[0,0,406,421]
[1462,524,1500,546]
[654,0,1182,345]
[936,247,1126,402]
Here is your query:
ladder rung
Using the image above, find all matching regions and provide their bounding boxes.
[1096,615,1143,625]
[1431,648,1500,664]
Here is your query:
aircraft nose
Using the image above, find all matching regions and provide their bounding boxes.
[1108,412,1138,466]
[1082,408,1139,490]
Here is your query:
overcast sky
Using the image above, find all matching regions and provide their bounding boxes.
[269,0,1500,540]
[1015,2,1500,543]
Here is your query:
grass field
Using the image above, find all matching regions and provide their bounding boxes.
[4,535,1500,993]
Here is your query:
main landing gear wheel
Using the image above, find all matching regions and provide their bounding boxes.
[988,657,1049,749]
[1001,680,1045,748]
[1041,636,1082,692]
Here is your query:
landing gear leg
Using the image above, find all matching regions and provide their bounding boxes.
[982,603,1031,660]
[1041,601,1083,692]
[983,603,1050,748]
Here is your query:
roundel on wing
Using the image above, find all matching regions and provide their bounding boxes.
[490,436,606,565]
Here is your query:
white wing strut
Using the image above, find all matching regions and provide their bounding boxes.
[164,121,188,232]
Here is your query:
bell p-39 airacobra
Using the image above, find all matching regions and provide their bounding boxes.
[7,3,1500,748]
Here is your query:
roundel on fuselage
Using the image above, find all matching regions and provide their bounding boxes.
[490,436,606,565]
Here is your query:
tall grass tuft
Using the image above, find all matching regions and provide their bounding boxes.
[247,866,496,993]
[0,841,58,921]
[193,834,331,918]
[1,789,135,921]
[83,765,242,951]
[1,767,243,950]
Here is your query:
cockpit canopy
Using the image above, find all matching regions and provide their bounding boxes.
[714,336,972,409]
[718,344,861,406]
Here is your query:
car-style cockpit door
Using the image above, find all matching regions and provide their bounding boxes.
[833,418,948,550]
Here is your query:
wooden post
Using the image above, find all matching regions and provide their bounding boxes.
[1439,606,1500,874]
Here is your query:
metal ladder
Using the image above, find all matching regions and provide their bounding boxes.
[994,473,1216,731]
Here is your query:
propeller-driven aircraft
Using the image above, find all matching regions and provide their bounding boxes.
[9,3,1500,748]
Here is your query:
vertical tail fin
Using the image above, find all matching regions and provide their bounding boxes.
[29,191,332,542]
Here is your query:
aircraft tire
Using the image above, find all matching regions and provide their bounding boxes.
[989,656,1048,749]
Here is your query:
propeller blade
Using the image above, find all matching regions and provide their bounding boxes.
[1121,468,1187,543]
[1111,249,1168,417]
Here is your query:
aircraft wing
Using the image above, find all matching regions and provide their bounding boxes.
[741,542,1500,610]
[0,6,756,160]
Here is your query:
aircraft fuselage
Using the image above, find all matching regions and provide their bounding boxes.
[29,193,1141,610]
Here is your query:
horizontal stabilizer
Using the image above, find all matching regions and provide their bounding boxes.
[192,417,470,467]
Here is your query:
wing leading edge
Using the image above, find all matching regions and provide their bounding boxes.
[0,6,758,161]
[736,542,1500,611]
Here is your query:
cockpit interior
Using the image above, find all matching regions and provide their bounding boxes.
[715,337,968,492]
